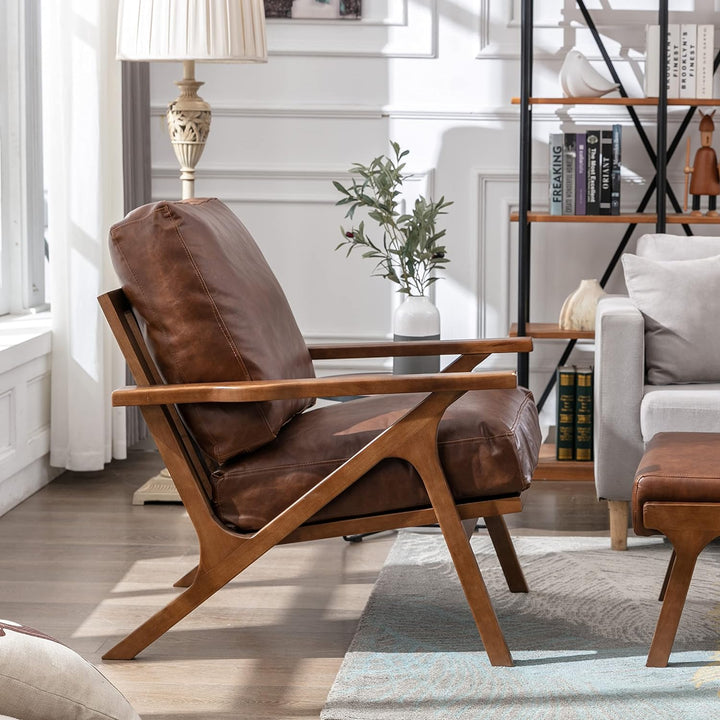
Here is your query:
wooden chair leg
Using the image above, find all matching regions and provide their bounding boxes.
[483,515,528,593]
[608,500,629,551]
[407,442,513,666]
[658,550,675,602]
[646,544,700,667]
[174,565,198,588]
[462,517,478,539]
[103,567,232,660]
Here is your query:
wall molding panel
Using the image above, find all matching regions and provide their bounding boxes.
[152,166,432,206]
[0,349,52,517]
[151,103,685,126]
[477,0,652,63]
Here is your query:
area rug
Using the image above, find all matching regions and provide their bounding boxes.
[322,532,720,719]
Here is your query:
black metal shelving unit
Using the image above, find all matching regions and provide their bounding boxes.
[515,0,720,479]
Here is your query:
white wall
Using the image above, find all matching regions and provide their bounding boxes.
[149,0,720,404]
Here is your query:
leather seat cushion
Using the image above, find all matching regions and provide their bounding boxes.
[212,387,541,532]
[109,199,315,463]
[633,432,720,536]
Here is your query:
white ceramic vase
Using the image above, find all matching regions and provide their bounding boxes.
[393,295,440,374]
[558,278,607,332]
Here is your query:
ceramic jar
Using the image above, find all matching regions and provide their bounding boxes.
[393,295,441,374]
[558,278,607,331]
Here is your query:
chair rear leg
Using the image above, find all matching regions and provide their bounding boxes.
[483,515,528,593]
[174,565,198,588]
[461,517,478,539]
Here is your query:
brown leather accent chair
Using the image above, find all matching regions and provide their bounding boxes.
[100,198,542,666]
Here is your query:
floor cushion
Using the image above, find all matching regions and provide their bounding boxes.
[0,619,140,720]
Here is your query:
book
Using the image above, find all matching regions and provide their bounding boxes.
[556,366,576,461]
[697,25,715,100]
[679,24,697,98]
[585,129,601,215]
[575,133,587,216]
[562,133,577,216]
[666,24,681,98]
[611,124,621,215]
[574,367,593,461]
[599,129,613,215]
[645,24,660,97]
[548,133,564,216]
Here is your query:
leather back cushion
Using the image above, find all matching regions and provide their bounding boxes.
[109,199,315,463]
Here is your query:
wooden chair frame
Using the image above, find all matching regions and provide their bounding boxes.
[99,289,536,666]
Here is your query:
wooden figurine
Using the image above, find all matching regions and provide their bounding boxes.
[684,109,720,216]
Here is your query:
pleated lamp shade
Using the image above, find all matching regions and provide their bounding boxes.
[116,0,267,62]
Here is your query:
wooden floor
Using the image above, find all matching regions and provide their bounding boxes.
[0,447,610,719]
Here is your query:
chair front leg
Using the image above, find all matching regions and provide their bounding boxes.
[407,440,513,666]
[395,395,514,667]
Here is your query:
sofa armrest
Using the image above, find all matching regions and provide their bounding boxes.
[594,295,646,502]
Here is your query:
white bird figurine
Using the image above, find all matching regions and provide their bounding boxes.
[559,50,619,98]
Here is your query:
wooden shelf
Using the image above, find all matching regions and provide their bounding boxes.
[509,323,594,340]
[510,212,720,224]
[532,444,594,482]
[511,96,720,106]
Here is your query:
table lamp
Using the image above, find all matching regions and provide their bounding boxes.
[116,0,267,200]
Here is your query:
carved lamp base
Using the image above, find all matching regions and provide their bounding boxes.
[166,60,211,200]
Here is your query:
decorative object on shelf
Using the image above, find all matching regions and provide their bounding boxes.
[333,142,452,372]
[559,50,619,98]
[116,0,267,200]
[392,295,441,373]
[558,278,607,331]
[684,110,720,216]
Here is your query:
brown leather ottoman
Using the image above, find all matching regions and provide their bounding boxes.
[632,432,720,667]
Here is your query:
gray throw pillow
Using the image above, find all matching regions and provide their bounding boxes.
[621,252,720,385]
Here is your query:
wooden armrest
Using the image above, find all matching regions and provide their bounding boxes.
[111,370,517,407]
[307,337,532,360]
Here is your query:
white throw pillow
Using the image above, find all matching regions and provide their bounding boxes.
[621,253,720,385]
[636,233,720,261]
[0,619,140,720]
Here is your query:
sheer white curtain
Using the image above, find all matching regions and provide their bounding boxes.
[42,0,127,470]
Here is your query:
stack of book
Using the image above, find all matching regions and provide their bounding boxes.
[556,365,593,462]
[548,126,621,216]
[645,24,715,98]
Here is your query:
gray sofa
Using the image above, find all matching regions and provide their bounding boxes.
[594,233,720,549]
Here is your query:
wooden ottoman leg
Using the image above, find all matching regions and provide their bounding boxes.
[658,550,675,602]
[646,543,700,667]
[644,503,720,667]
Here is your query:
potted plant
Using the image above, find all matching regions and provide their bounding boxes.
[333,142,452,372]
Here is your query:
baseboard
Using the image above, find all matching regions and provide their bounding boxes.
[0,455,63,518]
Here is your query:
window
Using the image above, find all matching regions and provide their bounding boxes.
[0,0,46,315]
